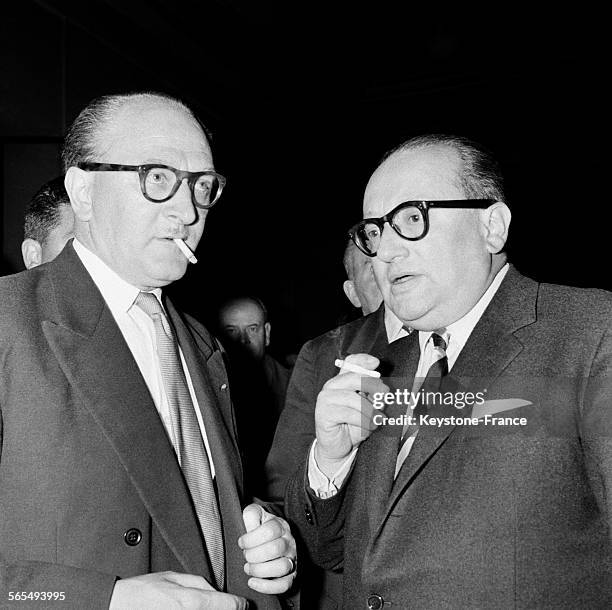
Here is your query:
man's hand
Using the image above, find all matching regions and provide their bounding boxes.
[109,572,247,610]
[315,353,389,477]
[238,503,297,594]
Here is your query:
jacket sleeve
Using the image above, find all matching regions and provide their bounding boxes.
[0,406,117,609]
[264,339,322,504]
[284,457,347,571]
[265,337,348,570]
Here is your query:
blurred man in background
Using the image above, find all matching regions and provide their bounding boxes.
[342,238,383,316]
[21,175,74,269]
[218,296,291,497]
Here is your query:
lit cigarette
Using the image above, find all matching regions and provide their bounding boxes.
[334,358,381,378]
[173,238,198,264]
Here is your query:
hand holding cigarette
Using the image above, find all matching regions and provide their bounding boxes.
[314,354,388,478]
[334,358,381,378]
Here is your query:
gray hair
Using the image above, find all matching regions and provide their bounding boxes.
[381,134,506,204]
[61,91,211,173]
[23,176,71,243]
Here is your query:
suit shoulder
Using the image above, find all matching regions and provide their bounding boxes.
[301,313,376,355]
[0,269,52,358]
[537,282,612,327]
[182,311,222,349]
[0,267,35,295]
[0,267,49,322]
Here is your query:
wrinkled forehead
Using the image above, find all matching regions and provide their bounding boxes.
[363,145,463,217]
[96,99,213,168]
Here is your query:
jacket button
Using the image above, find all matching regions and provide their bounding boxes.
[304,506,314,525]
[124,528,142,546]
[367,594,384,609]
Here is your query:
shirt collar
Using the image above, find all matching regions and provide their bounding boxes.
[384,306,409,343]
[72,238,162,313]
[418,263,509,354]
[384,264,509,348]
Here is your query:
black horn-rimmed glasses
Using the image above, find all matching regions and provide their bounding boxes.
[349,199,496,256]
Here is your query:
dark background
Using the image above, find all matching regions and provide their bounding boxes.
[1,2,609,358]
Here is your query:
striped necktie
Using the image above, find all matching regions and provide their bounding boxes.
[395,332,448,477]
[135,291,225,590]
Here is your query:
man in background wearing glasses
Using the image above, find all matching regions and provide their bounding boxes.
[342,238,383,317]
[0,92,296,609]
[269,134,612,608]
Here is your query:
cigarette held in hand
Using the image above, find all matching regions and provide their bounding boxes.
[173,238,198,264]
[334,358,381,378]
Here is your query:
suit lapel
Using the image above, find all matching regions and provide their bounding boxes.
[342,305,388,357]
[378,266,539,527]
[358,330,421,533]
[383,378,460,520]
[42,244,209,577]
[166,303,251,594]
[450,266,537,384]
[165,302,243,498]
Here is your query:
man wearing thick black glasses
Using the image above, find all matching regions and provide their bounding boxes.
[0,92,296,609]
[270,134,612,608]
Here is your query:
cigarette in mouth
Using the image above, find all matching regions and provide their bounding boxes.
[173,238,198,264]
[334,358,381,378]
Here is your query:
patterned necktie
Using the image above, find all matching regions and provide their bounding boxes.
[135,291,225,590]
[395,332,448,477]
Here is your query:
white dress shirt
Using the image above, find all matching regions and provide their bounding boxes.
[73,239,215,476]
[309,264,510,496]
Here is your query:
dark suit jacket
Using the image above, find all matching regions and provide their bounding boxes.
[0,243,282,610]
[272,266,612,609]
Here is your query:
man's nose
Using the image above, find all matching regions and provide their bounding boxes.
[239,331,251,345]
[376,222,408,262]
[166,179,198,225]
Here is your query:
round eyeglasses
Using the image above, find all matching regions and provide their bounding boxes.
[349,199,495,256]
[77,162,226,209]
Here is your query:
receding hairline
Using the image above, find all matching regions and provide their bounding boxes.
[108,93,201,127]
[371,134,506,203]
[374,141,462,180]
[380,134,474,166]
[95,95,207,152]
[61,91,213,173]
[219,297,268,321]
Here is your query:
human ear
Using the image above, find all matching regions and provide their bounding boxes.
[264,322,271,347]
[343,280,362,308]
[21,239,43,269]
[481,202,511,254]
[64,167,94,222]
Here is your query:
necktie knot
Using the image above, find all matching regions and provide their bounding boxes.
[426,333,449,380]
[431,332,447,351]
[135,291,164,318]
